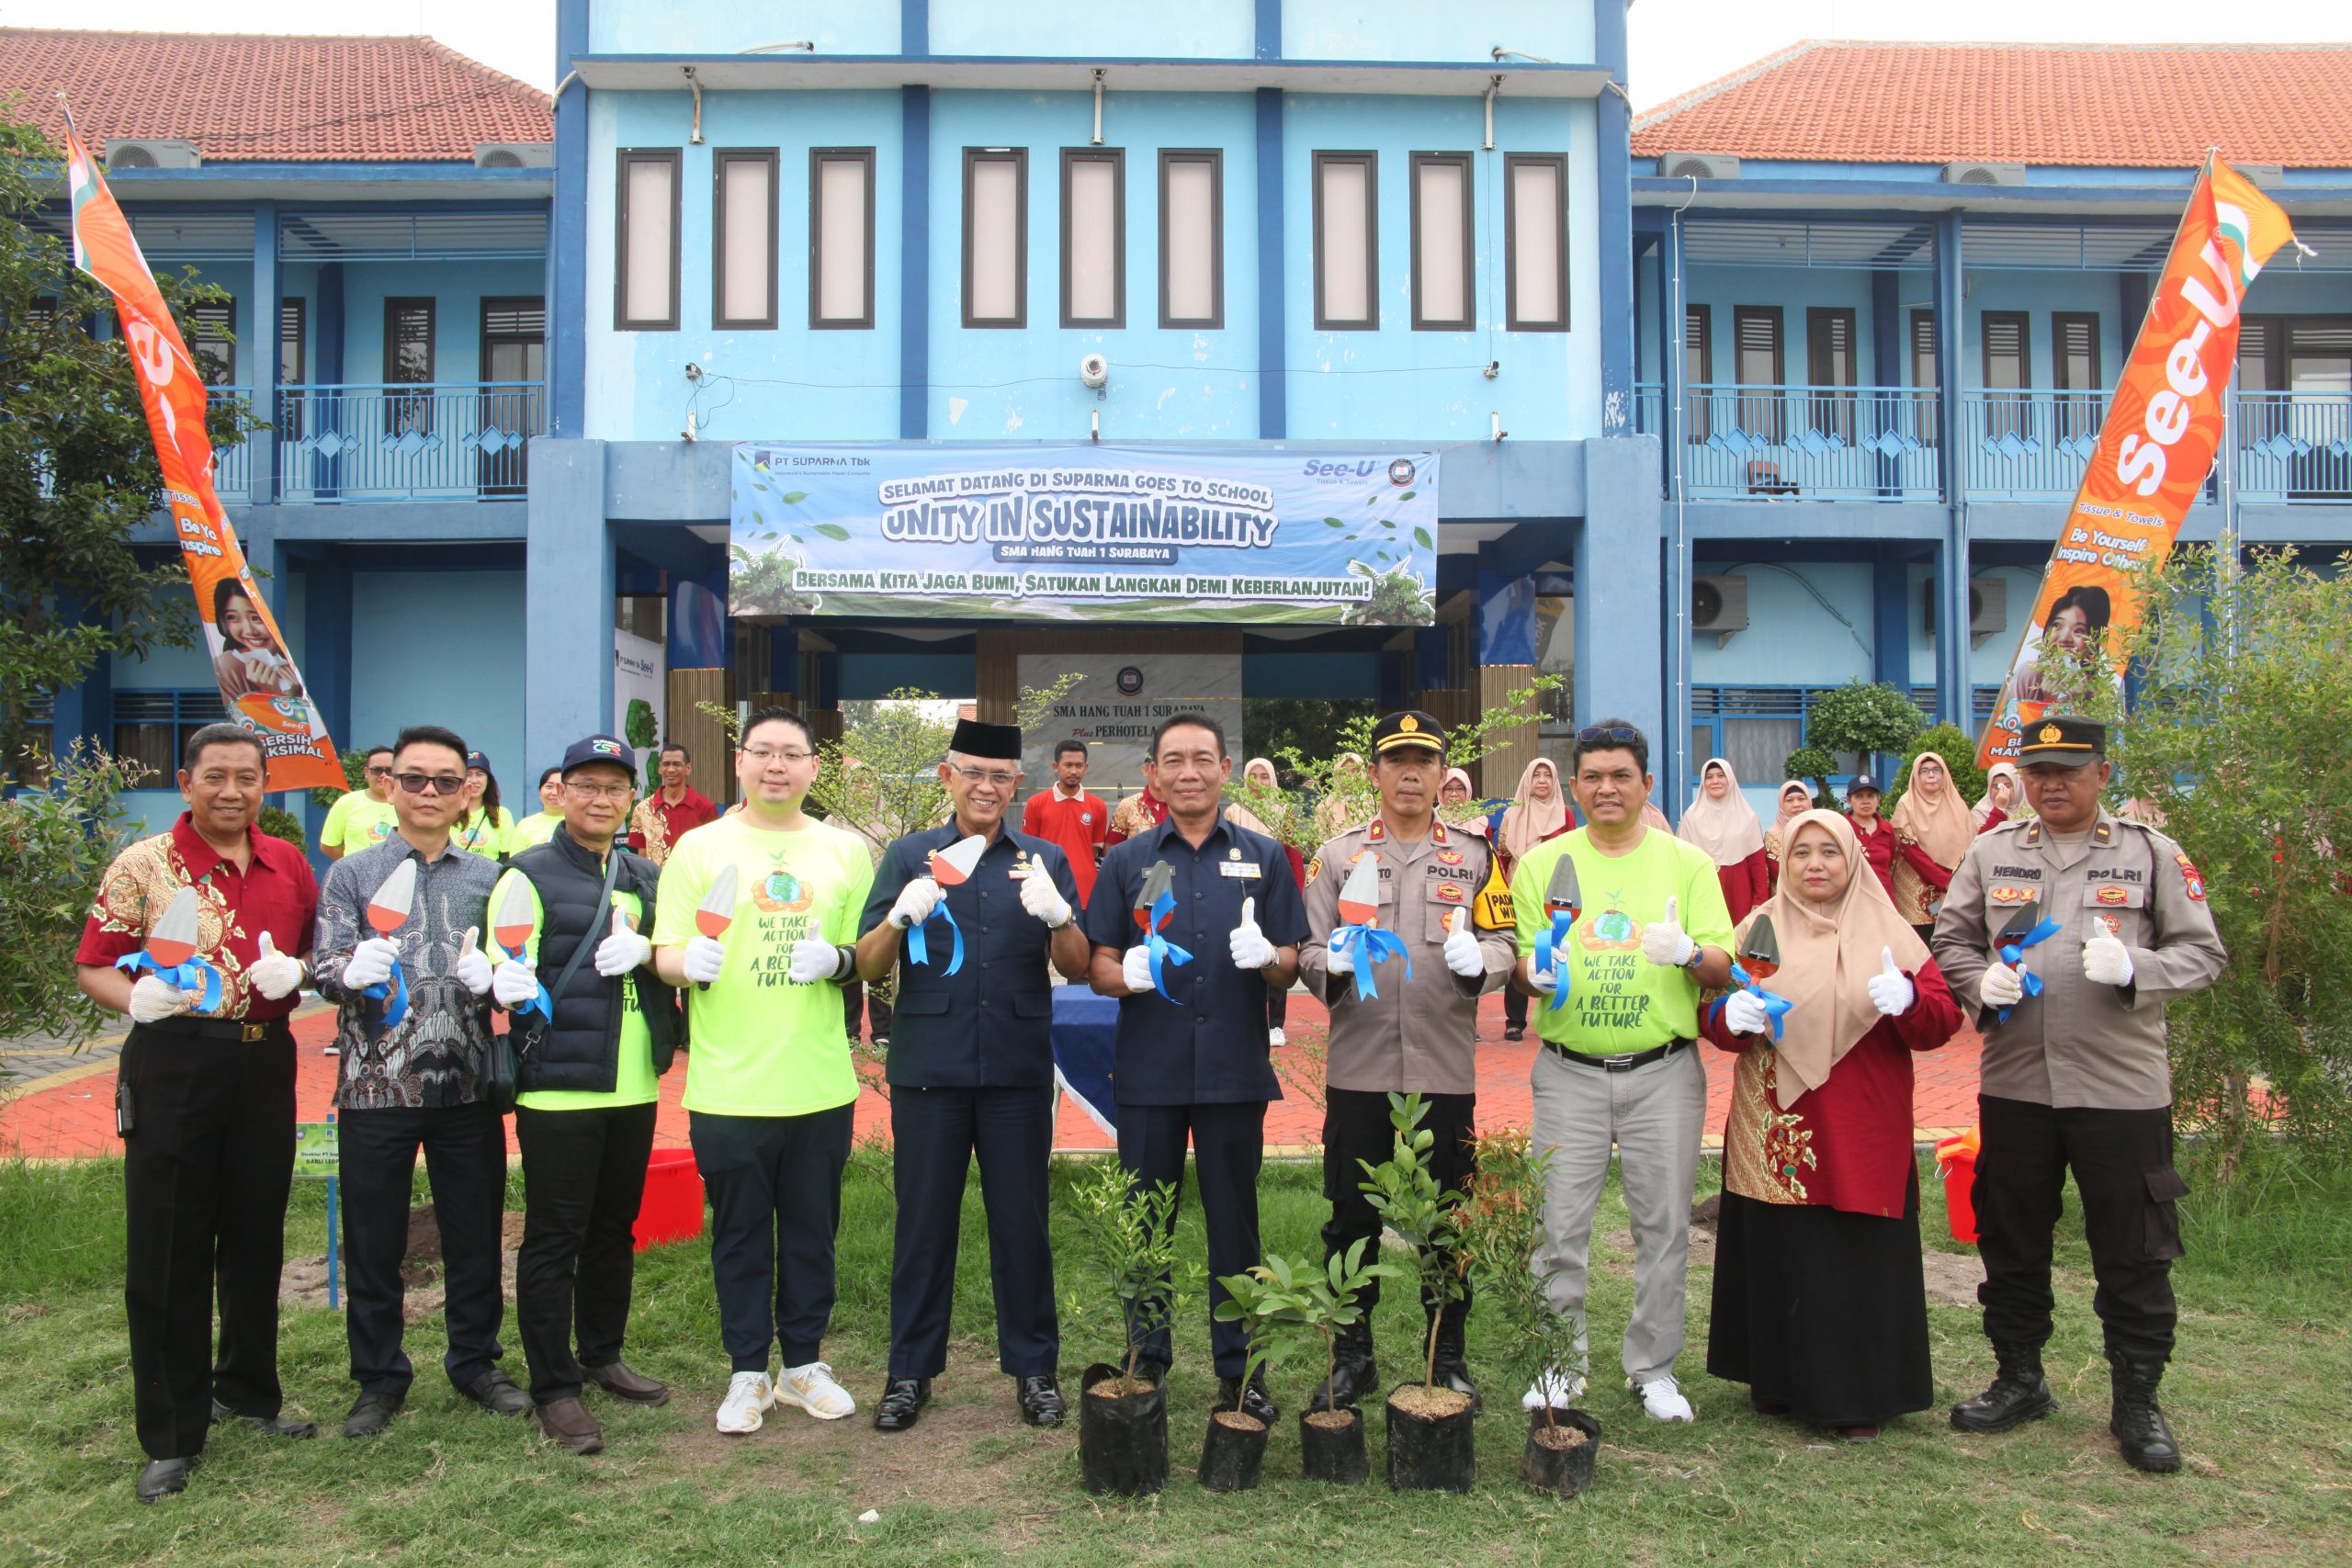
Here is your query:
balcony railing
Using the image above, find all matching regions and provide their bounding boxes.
[206,386,250,497]
[2236,390,2352,502]
[274,381,544,502]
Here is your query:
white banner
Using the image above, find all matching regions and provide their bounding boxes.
[1016,652,1243,793]
[615,629,667,757]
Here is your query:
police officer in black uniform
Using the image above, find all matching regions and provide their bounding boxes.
[1084,713,1310,1421]
[854,719,1089,1432]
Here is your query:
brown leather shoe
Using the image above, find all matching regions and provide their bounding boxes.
[584,1360,672,1406]
[537,1397,605,1455]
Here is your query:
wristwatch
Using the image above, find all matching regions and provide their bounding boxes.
[1681,945,1706,974]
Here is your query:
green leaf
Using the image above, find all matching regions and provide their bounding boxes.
[1413,526,1434,549]
[780,491,809,504]
[813,524,852,542]
[1398,490,1418,502]
[1324,517,1347,528]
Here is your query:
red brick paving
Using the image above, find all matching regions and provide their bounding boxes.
[0,995,1984,1163]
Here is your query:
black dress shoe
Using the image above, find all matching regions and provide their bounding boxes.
[1017,1374,1065,1427]
[873,1377,931,1432]
[1504,1025,1525,1042]
[461,1370,532,1416]
[1308,1356,1377,1413]
[136,1457,192,1503]
[1218,1374,1279,1425]
[343,1391,404,1438]
[211,1398,317,1438]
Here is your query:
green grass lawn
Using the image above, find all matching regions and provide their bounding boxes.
[0,1142,2346,1566]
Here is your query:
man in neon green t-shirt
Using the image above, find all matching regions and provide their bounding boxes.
[1510,719,1735,1426]
[319,746,398,862]
[651,708,875,1438]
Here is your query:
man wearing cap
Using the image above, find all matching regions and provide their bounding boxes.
[1084,713,1310,1422]
[485,736,682,1455]
[1933,717,2225,1473]
[855,718,1088,1432]
[1298,711,1516,1411]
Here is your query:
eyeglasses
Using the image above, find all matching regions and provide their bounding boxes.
[947,764,1021,788]
[392,773,465,796]
[741,747,815,764]
[364,765,392,778]
[565,780,634,801]
[1575,725,1645,747]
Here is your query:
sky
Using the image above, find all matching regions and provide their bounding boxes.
[0,0,2339,107]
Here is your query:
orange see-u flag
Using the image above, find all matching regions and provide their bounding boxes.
[1981,158,2302,767]
[62,122,344,791]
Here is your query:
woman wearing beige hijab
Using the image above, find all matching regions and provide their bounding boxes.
[1703,809,1962,1441]
[1973,762,2020,832]
[1497,757,1574,1040]
[1311,751,1370,842]
[1439,767,1489,838]
[1679,758,1770,922]
[1228,758,1306,1044]
[1763,780,1815,893]
[1886,752,1972,939]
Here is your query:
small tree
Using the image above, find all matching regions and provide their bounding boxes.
[1883,722,1989,819]
[0,739,147,1043]
[1455,1127,1584,1433]
[1782,746,1838,807]
[308,748,370,810]
[1356,1092,1468,1391]
[1802,681,1925,784]
[1216,1239,1397,1403]
[1066,1159,1189,1390]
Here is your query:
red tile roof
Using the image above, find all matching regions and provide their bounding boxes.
[1634,41,2352,169]
[0,28,549,163]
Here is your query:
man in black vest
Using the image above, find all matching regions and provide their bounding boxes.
[487,735,682,1454]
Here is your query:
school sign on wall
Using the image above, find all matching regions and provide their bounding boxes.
[729,445,1440,626]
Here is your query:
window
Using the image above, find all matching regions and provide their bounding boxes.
[1061,148,1124,329]
[112,692,220,782]
[1909,309,1939,446]
[2052,311,2101,441]
[1981,310,2030,441]
[279,298,305,386]
[615,148,682,330]
[187,301,233,387]
[1313,151,1378,331]
[479,299,545,495]
[712,149,777,329]
[383,299,434,434]
[963,149,1028,329]
[1158,151,1222,329]
[809,148,876,330]
[1732,305,1783,442]
[1682,304,1711,442]
[1805,307,1857,442]
[1409,152,1474,332]
[2239,315,2352,497]
[1504,153,1567,332]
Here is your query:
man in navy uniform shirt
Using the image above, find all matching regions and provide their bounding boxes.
[1084,713,1309,1422]
[854,718,1089,1433]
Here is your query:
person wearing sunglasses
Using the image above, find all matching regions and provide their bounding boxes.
[312,724,517,1441]
[319,746,398,863]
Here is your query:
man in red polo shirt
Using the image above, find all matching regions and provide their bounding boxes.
[629,742,720,863]
[76,723,321,1504]
[1020,739,1109,905]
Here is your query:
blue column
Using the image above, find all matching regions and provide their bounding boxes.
[1932,210,1972,728]
[1255,0,1282,59]
[901,0,928,56]
[1576,436,1667,796]
[1872,552,1910,691]
[1595,0,1635,434]
[1656,214,1683,485]
[303,558,352,750]
[249,199,278,505]
[900,86,931,440]
[1255,88,1285,440]
[526,439,614,768]
[314,263,345,500]
[1871,268,1901,497]
[550,0,590,437]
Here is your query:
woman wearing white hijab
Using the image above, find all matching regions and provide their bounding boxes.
[1886,752,1973,940]
[1228,758,1306,1044]
[1704,809,1962,1441]
[1496,757,1573,1040]
[1679,758,1770,922]
[1763,780,1815,893]
[1973,762,2020,832]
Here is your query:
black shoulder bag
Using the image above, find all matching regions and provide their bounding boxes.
[485,850,623,1114]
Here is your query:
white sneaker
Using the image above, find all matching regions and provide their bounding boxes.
[1634,1373,1694,1422]
[1521,1367,1585,1411]
[1268,1027,1286,1047]
[322,1043,340,1056]
[715,1371,774,1434]
[775,1360,856,1420]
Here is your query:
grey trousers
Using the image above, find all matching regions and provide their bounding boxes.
[1530,1043,1709,1389]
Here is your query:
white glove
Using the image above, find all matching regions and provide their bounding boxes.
[1641,896,1697,968]
[1017,863,1072,929]
[1229,897,1274,971]
[2083,932,2135,987]
[888,876,944,930]
[1980,960,2027,1010]
[683,934,728,985]
[788,936,842,985]
[341,935,400,991]
[1723,987,1773,1037]
[1442,912,1484,978]
[1122,944,1156,994]
[1524,948,1564,994]
[247,931,306,1000]
[1867,947,1916,1017]
[594,908,652,977]
[454,928,492,998]
[128,973,196,1023]
[492,958,541,1010]
[1324,928,1355,976]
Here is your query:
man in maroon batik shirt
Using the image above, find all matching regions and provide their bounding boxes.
[629,742,719,863]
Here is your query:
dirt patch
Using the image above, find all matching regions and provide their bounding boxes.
[1085,1376,1156,1401]
[1303,1409,1356,1431]
[1532,1422,1590,1451]
[1388,1383,1473,1420]
[1919,1247,1988,1309]
[280,1204,526,1323]
[1211,1410,1263,1433]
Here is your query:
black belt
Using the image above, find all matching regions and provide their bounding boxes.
[1544,1038,1693,1073]
[141,1016,291,1044]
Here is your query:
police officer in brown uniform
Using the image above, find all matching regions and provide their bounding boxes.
[1298,712,1517,1409]
[1931,717,2225,1473]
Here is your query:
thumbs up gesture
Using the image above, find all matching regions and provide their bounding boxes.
[247,930,308,1000]
[2082,931,2134,987]
[594,907,653,977]
[1641,895,1697,967]
[454,926,494,997]
[1866,946,1916,1017]
[1229,896,1275,971]
[1442,908,1484,977]
[1015,859,1073,930]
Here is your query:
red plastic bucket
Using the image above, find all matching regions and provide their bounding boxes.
[1935,1129,1980,1245]
[633,1148,706,1251]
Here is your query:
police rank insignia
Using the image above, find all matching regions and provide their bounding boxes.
[1304,857,1322,887]
[1437,849,1464,865]
[2095,885,2130,905]
[2175,852,2206,901]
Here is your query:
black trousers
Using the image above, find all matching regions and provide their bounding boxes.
[1119,1100,1268,1377]
[119,1025,297,1461]
[514,1101,659,1404]
[888,1084,1057,1380]
[1322,1087,1477,1325]
[339,1100,510,1396]
[690,1105,854,1372]
[1504,987,1529,1031]
[1973,1093,2185,1363]
[842,982,894,1043]
[1267,989,1288,1032]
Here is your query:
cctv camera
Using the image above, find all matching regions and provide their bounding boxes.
[1079,353,1110,390]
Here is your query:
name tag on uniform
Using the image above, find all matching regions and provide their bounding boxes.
[1220,861,1262,879]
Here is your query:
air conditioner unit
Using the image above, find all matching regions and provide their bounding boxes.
[1691,574,1749,647]
[473,142,555,169]
[105,139,200,170]
[1941,162,2027,186]
[2232,163,2285,188]
[1923,574,2010,646]
[1657,152,1739,181]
